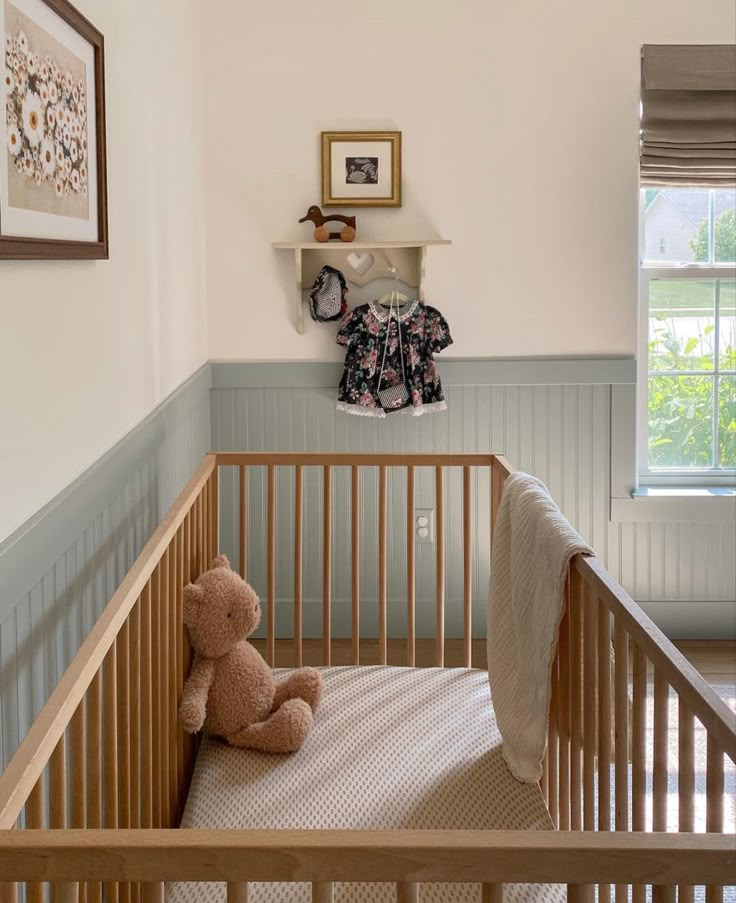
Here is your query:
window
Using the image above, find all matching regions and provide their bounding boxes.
[640,187,736,483]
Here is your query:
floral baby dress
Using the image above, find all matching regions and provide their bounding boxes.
[336,300,452,417]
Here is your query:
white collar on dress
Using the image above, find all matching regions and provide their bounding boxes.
[368,299,420,323]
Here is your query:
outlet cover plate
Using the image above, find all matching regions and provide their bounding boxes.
[416,508,434,544]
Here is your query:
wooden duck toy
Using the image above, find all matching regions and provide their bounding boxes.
[298,205,356,243]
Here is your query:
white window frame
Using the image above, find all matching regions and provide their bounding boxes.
[638,189,736,488]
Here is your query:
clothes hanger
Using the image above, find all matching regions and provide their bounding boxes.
[377,266,411,307]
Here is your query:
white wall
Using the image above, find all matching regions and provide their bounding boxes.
[0,0,208,542]
[204,0,736,362]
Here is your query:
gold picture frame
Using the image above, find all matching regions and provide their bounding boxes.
[321,131,401,208]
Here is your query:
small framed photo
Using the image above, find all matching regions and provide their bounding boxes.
[321,130,401,208]
[1,0,108,259]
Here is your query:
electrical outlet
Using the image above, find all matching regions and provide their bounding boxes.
[416,508,433,544]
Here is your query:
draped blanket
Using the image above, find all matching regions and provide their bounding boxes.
[487,472,593,784]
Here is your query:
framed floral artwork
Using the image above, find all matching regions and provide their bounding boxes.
[321,131,401,208]
[1,0,107,259]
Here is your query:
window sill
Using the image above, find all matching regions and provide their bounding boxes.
[611,487,736,523]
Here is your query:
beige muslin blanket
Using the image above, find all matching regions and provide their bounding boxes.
[487,472,593,784]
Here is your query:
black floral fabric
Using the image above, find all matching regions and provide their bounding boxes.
[336,301,452,417]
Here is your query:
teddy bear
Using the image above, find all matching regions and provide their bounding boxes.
[179,554,323,753]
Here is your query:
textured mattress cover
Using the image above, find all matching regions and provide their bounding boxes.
[170,666,564,903]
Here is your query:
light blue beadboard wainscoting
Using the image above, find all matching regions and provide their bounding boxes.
[0,365,212,770]
[1,356,734,772]
[211,359,736,644]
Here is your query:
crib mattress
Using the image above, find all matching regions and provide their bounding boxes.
[170,666,564,903]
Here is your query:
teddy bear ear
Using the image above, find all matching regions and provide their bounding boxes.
[183,583,205,624]
[211,553,231,571]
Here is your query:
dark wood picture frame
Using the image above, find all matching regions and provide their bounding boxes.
[0,0,107,259]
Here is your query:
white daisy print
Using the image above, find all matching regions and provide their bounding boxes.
[7,125,21,156]
[21,92,44,146]
[4,22,90,207]
[40,138,55,175]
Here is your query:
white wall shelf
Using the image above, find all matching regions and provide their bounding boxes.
[272,240,451,333]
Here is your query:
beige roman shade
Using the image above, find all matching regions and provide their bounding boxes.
[640,44,736,186]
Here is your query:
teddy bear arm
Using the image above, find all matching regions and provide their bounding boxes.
[179,655,215,733]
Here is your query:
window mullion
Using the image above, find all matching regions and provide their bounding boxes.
[713,278,721,467]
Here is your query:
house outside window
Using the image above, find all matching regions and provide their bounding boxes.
[640,187,736,484]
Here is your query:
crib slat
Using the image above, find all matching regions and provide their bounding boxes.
[294,465,304,668]
[50,735,66,830]
[25,775,44,903]
[706,735,724,903]
[378,465,388,665]
[653,671,669,832]
[227,884,249,903]
[239,465,248,578]
[128,600,140,903]
[322,465,332,667]
[70,696,86,903]
[652,668,674,903]
[70,699,86,825]
[268,465,276,667]
[183,511,195,781]
[482,885,504,903]
[557,598,570,830]
[141,581,153,831]
[462,466,473,668]
[197,492,205,575]
[632,644,647,836]
[56,885,79,903]
[570,574,583,831]
[140,885,163,903]
[0,885,17,903]
[128,604,140,827]
[211,466,220,557]
[678,702,695,903]
[614,618,629,903]
[313,883,333,903]
[596,609,612,903]
[203,474,209,566]
[103,643,119,903]
[351,465,360,666]
[597,607,612,833]
[168,540,178,828]
[397,883,418,903]
[406,465,416,667]
[548,653,559,827]
[116,622,131,899]
[582,584,596,831]
[160,549,170,828]
[158,556,168,832]
[151,566,162,829]
[435,466,445,667]
[175,527,185,820]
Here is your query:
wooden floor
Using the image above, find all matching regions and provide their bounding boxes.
[254,638,736,691]
[674,640,736,689]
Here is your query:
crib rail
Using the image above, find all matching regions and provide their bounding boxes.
[0,829,733,884]
[0,454,218,903]
[0,451,734,903]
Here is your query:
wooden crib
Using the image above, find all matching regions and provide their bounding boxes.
[0,453,733,903]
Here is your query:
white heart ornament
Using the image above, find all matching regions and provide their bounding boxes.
[346,252,374,276]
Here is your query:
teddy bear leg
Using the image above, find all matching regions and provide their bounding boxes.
[272,666,323,712]
[227,698,313,753]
